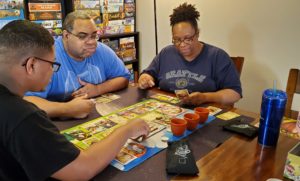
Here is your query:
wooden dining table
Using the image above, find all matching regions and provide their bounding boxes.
[173,108,298,181]
[53,85,298,181]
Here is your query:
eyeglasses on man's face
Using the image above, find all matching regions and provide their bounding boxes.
[22,56,61,72]
[67,31,100,42]
[172,32,197,46]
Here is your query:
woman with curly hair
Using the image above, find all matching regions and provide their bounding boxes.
[138,3,242,106]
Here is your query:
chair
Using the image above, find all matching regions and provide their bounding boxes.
[230,56,244,77]
[285,68,300,118]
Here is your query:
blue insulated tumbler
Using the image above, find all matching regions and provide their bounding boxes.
[258,89,287,147]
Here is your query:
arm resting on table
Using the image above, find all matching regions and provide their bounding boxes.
[24,96,94,119]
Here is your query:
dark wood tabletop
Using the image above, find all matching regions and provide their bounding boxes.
[53,85,298,181]
[173,108,298,181]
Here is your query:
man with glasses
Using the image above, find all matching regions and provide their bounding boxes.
[0,20,149,181]
[24,11,130,119]
[22,56,61,72]
[138,3,242,106]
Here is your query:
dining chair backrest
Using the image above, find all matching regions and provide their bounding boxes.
[285,68,300,118]
[230,56,244,77]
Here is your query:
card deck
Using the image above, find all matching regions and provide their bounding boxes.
[150,93,180,104]
[102,93,121,100]
[115,150,136,165]
[95,93,121,104]
[217,111,240,121]
[206,106,222,116]
[95,97,112,103]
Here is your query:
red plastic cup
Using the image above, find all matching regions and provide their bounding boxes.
[194,107,209,124]
[184,113,200,130]
[170,118,187,136]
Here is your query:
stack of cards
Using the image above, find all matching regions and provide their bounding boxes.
[150,93,180,104]
[216,111,240,121]
[115,142,147,165]
[95,93,121,104]
[206,106,222,116]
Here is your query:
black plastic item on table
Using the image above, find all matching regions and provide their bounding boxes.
[222,119,258,138]
[166,139,199,175]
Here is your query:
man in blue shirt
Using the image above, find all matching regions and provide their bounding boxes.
[0,19,149,181]
[25,11,130,118]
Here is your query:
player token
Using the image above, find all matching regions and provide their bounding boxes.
[266,179,282,181]
[156,142,168,148]
[161,136,169,142]
[143,140,155,148]
[127,143,146,157]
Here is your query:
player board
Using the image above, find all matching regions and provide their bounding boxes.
[61,99,214,171]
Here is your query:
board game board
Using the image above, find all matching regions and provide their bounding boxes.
[61,99,214,171]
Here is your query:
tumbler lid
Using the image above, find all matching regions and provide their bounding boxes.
[263,89,287,100]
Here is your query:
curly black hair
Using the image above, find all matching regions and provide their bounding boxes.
[169,3,200,30]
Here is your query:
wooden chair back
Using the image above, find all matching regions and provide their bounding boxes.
[230,56,244,77]
[285,68,300,118]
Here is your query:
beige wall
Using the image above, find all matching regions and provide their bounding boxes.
[137,0,300,113]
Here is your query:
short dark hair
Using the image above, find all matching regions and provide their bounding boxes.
[63,11,92,32]
[169,3,200,31]
[0,20,54,59]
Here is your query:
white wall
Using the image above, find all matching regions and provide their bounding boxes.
[137,0,300,113]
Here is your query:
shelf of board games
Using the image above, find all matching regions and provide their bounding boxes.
[22,0,65,38]
[99,31,140,83]
[0,1,26,29]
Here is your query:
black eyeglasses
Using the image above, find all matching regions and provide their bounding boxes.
[22,56,61,72]
[172,32,197,46]
[67,31,100,42]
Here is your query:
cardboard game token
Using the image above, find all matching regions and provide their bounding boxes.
[125,142,147,157]
[143,139,155,148]
[156,142,168,148]
[161,136,169,142]
[266,178,283,181]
